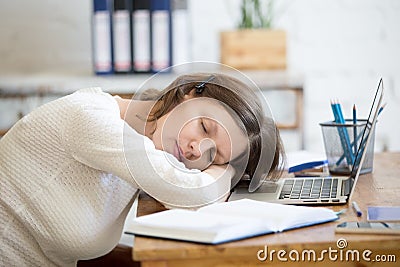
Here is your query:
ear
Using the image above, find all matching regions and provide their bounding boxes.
[183,92,195,100]
[184,89,197,99]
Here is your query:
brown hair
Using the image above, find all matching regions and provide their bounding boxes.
[142,73,285,189]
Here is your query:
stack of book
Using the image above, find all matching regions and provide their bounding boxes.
[92,0,190,75]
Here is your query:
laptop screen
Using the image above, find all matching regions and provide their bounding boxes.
[350,78,384,179]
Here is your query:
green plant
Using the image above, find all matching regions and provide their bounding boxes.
[238,0,274,29]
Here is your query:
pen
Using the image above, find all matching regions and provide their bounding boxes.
[331,100,354,167]
[352,201,362,217]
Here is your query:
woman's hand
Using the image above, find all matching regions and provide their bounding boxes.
[203,164,235,180]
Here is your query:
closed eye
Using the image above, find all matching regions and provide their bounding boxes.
[201,120,208,134]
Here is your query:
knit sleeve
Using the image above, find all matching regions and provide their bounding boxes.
[61,97,231,209]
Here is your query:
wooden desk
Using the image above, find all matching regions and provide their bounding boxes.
[133,152,400,267]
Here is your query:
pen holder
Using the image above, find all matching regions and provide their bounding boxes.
[320,119,375,175]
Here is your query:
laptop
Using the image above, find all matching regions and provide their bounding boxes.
[229,79,384,205]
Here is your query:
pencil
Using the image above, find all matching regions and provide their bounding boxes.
[336,103,387,166]
[378,103,387,116]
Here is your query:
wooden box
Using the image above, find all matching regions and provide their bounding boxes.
[220,29,286,70]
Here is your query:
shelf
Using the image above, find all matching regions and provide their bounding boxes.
[0,71,304,149]
[0,70,303,96]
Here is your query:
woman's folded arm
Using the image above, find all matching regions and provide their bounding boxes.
[62,102,232,209]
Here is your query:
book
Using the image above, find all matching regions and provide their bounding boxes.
[125,199,338,244]
[132,0,151,73]
[112,0,132,73]
[367,206,400,222]
[92,0,114,75]
[151,0,172,72]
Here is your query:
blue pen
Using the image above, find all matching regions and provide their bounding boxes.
[352,201,362,217]
[332,101,354,167]
[331,102,350,167]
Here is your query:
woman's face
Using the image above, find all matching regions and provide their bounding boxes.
[151,96,248,170]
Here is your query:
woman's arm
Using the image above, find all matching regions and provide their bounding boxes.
[203,164,235,181]
[62,97,231,209]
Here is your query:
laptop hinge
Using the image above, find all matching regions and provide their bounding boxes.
[342,178,353,196]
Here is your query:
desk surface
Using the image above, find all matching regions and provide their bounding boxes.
[133,152,400,267]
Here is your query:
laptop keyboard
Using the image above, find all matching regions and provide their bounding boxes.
[279,178,339,200]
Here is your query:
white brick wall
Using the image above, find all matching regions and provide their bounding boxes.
[189,0,400,152]
[0,0,399,152]
[0,0,92,74]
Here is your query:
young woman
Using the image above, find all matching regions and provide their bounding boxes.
[0,72,284,266]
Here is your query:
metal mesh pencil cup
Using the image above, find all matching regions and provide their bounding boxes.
[320,119,375,175]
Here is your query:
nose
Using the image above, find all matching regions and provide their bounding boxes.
[186,138,215,161]
[188,140,201,160]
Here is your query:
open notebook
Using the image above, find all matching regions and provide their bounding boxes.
[125,199,338,244]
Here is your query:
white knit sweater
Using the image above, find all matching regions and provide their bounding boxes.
[0,88,230,266]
